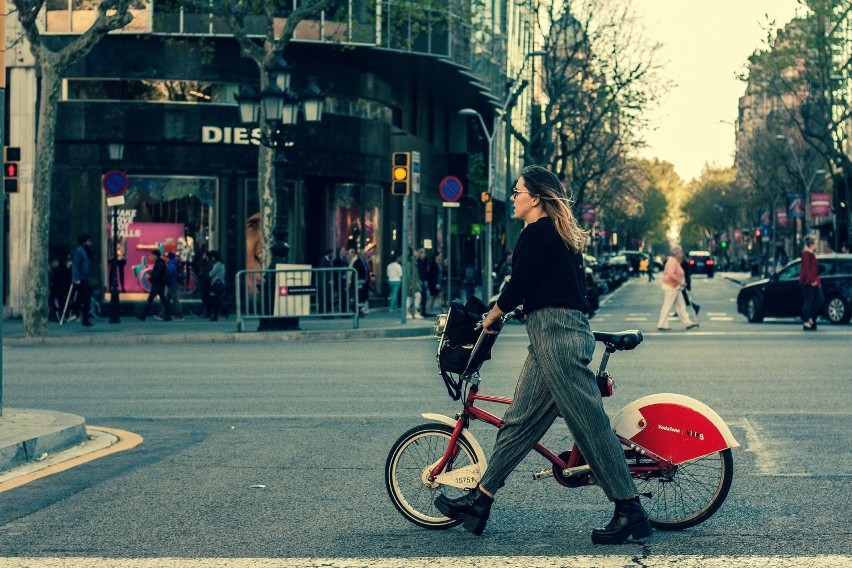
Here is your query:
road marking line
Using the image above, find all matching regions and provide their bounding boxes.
[0,555,848,567]
[0,426,142,493]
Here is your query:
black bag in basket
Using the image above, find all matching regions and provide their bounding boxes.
[437,297,493,398]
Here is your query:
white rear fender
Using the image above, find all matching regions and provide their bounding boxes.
[610,394,739,465]
[421,413,489,477]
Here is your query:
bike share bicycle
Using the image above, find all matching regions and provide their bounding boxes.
[386,300,739,536]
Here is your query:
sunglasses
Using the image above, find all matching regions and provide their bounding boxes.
[511,188,531,197]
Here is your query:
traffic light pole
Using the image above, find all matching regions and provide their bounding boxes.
[400,192,409,324]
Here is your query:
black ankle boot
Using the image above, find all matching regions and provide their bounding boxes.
[434,486,493,536]
[591,497,652,544]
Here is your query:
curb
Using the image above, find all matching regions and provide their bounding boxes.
[2,324,434,347]
[0,409,88,470]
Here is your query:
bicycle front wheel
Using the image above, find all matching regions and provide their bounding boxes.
[634,448,734,530]
[385,423,479,530]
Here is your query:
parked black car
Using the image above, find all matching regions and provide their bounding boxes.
[687,250,715,277]
[736,253,852,324]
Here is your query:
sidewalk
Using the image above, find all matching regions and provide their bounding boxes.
[1,307,436,346]
[0,308,437,480]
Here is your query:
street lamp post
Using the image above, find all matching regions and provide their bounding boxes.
[458,108,495,301]
[236,58,325,265]
[236,57,324,330]
[775,134,826,246]
[458,51,547,302]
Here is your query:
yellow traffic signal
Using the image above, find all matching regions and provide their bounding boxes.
[391,152,410,195]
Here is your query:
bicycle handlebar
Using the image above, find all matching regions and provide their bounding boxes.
[475,307,524,333]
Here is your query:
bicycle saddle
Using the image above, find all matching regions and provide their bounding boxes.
[593,330,643,351]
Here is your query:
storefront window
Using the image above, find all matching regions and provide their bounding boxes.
[332,183,382,288]
[106,176,217,300]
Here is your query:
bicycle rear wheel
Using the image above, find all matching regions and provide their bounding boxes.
[633,449,734,530]
[385,423,479,530]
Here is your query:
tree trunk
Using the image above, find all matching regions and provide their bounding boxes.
[258,141,277,269]
[22,69,61,337]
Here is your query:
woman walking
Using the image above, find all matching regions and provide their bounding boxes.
[434,165,651,544]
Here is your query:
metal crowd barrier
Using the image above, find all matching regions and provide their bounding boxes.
[235,267,361,332]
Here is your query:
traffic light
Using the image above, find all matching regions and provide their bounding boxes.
[391,152,410,195]
[4,147,20,193]
[754,229,762,238]
[481,192,491,203]
[720,240,728,249]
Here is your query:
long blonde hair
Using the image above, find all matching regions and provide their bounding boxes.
[520,165,588,252]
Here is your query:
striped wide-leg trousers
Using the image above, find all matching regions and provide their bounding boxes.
[478,307,637,501]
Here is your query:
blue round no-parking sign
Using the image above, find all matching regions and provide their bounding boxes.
[102,169,128,196]
[439,176,463,202]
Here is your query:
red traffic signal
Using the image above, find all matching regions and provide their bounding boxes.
[3,159,18,193]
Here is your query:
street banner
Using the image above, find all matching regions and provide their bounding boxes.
[810,192,831,218]
[787,193,804,218]
[777,206,790,227]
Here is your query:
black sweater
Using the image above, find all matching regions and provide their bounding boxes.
[496,217,590,315]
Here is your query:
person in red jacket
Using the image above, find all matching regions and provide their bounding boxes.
[799,235,823,331]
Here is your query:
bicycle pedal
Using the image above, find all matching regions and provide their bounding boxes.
[533,469,554,480]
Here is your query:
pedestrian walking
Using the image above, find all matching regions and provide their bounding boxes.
[434,165,651,544]
[800,235,823,331]
[462,264,476,304]
[386,254,402,311]
[318,248,334,314]
[138,249,171,321]
[656,246,698,331]
[195,248,212,318]
[49,255,73,322]
[416,248,430,317]
[71,234,95,327]
[428,251,444,313]
[165,252,184,320]
[679,255,700,318]
[350,248,370,316]
[208,250,227,321]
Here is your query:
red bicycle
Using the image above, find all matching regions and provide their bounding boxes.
[385,308,739,531]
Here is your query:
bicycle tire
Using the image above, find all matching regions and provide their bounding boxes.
[385,423,479,530]
[633,448,734,530]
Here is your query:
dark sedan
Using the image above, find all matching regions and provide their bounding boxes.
[736,253,852,324]
[687,250,715,277]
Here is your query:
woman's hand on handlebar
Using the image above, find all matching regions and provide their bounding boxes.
[480,307,504,335]
[481,306,524,334]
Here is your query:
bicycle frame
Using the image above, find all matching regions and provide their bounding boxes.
[425,331,739,490]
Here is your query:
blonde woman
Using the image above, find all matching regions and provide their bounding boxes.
[435,165,651,544]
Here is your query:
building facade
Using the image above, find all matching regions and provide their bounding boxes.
[3,0,537,315]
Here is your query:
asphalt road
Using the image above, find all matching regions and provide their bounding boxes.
[0,275,850,566]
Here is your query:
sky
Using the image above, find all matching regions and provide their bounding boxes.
[631,0,803,182]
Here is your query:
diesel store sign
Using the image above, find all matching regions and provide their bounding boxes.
[201,126,261,145]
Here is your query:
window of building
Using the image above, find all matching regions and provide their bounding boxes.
[106,175,217,299]
[64,79,231,103]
